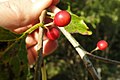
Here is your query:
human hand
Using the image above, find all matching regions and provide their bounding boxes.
[0,0,59,65]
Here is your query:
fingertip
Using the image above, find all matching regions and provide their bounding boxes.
[26,34,37,48]
[27,49,36,65]
[27,38,58,65]
[27,46,38,65]
[43,39,58,56]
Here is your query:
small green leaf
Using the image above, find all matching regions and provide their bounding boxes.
[0,27,21,42]
[65,13,92,35]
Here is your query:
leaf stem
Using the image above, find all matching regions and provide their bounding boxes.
[24,23,44,34]
[17,22,44,42]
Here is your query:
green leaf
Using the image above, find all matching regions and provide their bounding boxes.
[9,56,21,77]
[1,35,28,80]
[65,13,92,35]
[17,36,28,64]
[0,27,21,42]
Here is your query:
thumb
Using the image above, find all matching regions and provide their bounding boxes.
[32,0,52,15]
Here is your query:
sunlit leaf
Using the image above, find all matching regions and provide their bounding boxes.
[65,13,92,35]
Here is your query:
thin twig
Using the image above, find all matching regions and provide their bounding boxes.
[34,10,46,80]
[86,52,120,65]
[58,27,100,80]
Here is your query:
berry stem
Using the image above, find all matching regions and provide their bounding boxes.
[47,12,55,16]
[44,22,54,27]
[90,47,99,54]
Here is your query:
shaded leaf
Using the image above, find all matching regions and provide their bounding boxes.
[9,56,20,77]
[1,35,28,80]
[0,27,21,42]
[65,13,92,35]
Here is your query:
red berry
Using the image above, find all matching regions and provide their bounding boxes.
[54,10,71,27]
[97,40,108,50]
[46,27,60,40]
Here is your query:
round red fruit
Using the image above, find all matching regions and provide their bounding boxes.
[46,27,60,40]
[97,40,108,50]
[54,10,71,27]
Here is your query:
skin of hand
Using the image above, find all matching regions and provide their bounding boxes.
[0,0,59,65]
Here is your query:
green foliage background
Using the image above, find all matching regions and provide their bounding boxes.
[0,0,120,80]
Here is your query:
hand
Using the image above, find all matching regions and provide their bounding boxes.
[0,0,59,65]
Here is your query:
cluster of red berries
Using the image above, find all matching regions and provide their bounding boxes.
[45,10,71,40]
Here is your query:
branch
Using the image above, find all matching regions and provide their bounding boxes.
[58,27,100,80]
[86,52,120,65]
[34,10,46,80]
